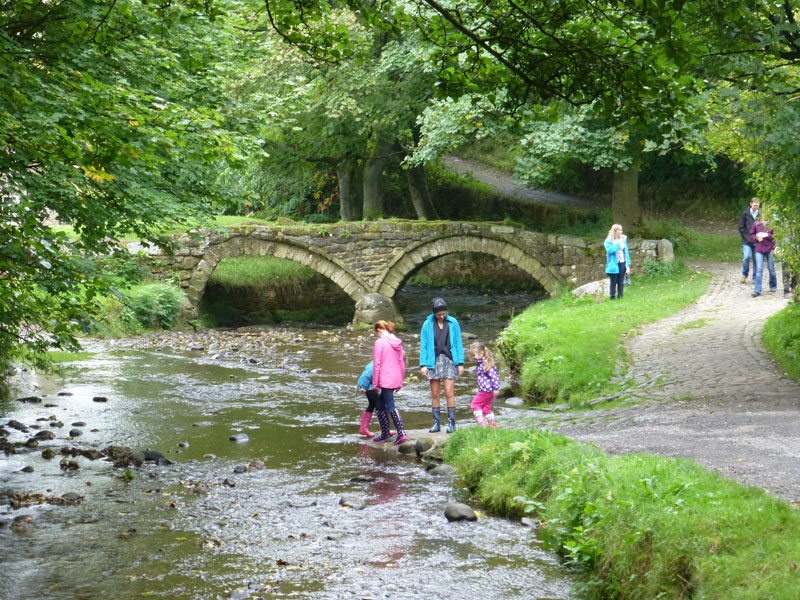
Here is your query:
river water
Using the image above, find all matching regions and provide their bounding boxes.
[0,288,573,600]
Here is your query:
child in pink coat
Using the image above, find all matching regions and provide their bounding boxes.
[372,320,408,445]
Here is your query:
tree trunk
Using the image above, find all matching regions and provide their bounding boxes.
[362,138,393,220]
[406,162,439,220]
[612,167,642,233]
[337,161,362,221]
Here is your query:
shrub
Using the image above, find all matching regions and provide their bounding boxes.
[122,282,186,329]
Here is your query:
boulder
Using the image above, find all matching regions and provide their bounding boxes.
[444,503,477,522]
[572,279,607,302]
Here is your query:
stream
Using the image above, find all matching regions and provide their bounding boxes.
[0,287,574,600]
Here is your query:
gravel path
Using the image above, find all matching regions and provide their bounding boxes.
[442,156,603,209]
[515,262,800,504]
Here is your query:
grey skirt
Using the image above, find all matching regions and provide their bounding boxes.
[427,354,459,380]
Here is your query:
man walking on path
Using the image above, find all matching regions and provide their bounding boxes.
[738,197,759,283]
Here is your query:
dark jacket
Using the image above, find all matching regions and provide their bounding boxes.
[739,209,757,246]
[750,221,775,254]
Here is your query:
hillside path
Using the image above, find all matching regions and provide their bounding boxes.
[442,156,602,209]
[513,262,800,504]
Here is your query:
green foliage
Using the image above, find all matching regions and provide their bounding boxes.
[497,265,710,404]
[0,0,261,367]
[93,282,186,337]
[445,427,800,599]
[763,303,800,380]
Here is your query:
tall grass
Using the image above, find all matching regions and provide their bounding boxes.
[445,427,800,599]
[208,255,317,288]
[498,264,710,404]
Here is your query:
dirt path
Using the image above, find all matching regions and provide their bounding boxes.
[442,156,603,209]
[514,262,800,504]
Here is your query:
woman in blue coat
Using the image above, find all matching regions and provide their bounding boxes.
[419,297,465,433]
[604,223,631,301]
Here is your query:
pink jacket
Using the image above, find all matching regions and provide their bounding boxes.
[372,333,406,390]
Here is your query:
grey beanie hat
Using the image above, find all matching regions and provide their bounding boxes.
[431,297,448,313]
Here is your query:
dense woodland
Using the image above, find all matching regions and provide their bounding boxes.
[3,0,800,369]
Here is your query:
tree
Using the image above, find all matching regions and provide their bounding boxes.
[0,0,259,369]
[233,12,441,220]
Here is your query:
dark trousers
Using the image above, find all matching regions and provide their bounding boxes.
[364,389,378,413]
[377,388,397,413]
[609,261,627,300]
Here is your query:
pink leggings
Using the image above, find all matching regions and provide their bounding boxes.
[470,391,495,415]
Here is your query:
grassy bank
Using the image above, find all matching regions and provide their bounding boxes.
[445,427,800,599]
[498,263,710,404]
[763,302,800,380]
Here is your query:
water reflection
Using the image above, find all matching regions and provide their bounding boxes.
[0,287,571,599]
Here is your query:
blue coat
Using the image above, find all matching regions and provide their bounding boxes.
[357,361,374,390]
[604,236,631,274]
[419,314,464,369]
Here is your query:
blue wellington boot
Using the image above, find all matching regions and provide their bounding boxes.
[429,407,441,433]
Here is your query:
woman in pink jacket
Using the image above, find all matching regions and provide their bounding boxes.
[372,320,408,445]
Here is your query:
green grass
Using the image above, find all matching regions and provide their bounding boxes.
[208,255,318,288]
[678,231,740,263]
[444,427,800,600]
[497,264,710,404]
[763,302,800,379]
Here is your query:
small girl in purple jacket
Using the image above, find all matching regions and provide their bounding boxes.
[469,342,501,428]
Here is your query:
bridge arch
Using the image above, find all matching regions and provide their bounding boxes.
[374,234,564,298]
[183,235,369,311]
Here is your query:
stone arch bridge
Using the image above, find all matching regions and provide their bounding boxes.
[145,221,665,324]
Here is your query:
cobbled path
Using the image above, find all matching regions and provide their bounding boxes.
[513,262,800,504]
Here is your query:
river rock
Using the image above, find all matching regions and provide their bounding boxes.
[396,440,416,455]
[16,396,42,403]
[177,441,189,448]
[233,465,248,474]
[60,458,79,470]
[57,391,73,396]
[20,465,34,473]
[7,420,29,432]
[34,430,55,440]
[71,421,86,427]
[429,464,456,476]
[69,429,82,437]
[229,433,249,444]
[338,495,366,510]
[248,459,266,470]
[192,421,215,427]
[11,514,34,533]
[520,517,536,528]
[505,397,526,407]
[41,448,56,460]
[444,503,478,522]
[92,396,109,403]
[415,437,435,455]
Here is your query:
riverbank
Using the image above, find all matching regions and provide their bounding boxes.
[444,427,800,600]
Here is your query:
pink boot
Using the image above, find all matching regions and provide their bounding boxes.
[473,410,486,427]
[359,411,374,438]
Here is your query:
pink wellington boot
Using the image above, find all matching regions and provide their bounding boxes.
[359,411,374,438]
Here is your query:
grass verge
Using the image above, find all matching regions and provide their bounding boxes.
[444,427,800,599]
[497,264,710,404]
[762,302,800,380]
